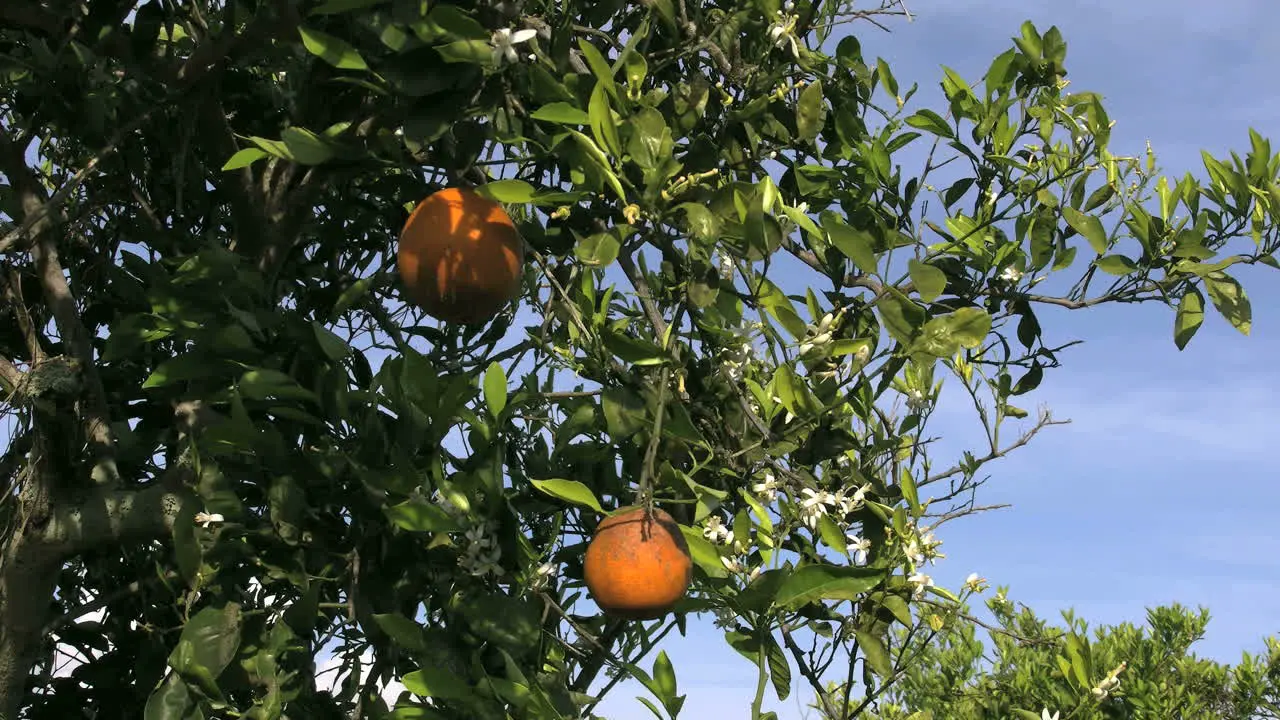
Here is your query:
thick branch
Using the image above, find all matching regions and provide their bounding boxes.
[0,128,118,486]
[42,482,197,557]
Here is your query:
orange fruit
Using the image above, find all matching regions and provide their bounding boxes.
[396,187,525,325]
[583,506,693,620]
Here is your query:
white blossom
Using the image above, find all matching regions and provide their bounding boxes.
[767,11,801,58]
[529,562,557,591]
[1041,710,1060,720]
[799,488,835,529]
[490,28,536,66]
[702,516,733,545]
[964,573,988,593]
[847,534,871,564]
[195,511,224,528]
[908,572,934,599]
[905,388,929,412]
[752,472,779,502]
[1000,265,1023,283]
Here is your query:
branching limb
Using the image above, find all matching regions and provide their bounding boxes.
[921,407,1067,488]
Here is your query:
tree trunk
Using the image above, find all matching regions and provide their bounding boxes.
[0,526,61,720]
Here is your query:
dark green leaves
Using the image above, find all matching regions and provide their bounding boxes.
[385,499,462,533]
[775,565,887,608]
[168,603,243,697]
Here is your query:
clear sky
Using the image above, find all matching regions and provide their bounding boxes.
[594,1,1280,718]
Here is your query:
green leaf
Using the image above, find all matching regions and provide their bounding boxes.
[298,26,368,70]
[1173,288,1205,350]
[280,127,334,165]
[385,500,462,533]
[221,148,267,171]
[765,635,791,701]
[575,232,621,267]
[567,129,627,201]
[907,260,946,303]
[855,629,893,678]
[948,307,992,348]
[602,387,647,436]
[877,289,925,346]
[142,353,232,389]
[899,467,920,512]
[483,362,507,416]
[459,594,541,651]
[652,651,678,709]
[402,666,470,699]
[530,478,605,513]
[1203,271,1251,335]
[577,37,619,99]
[588,82,622,158]
[475,179,536,203]
[435,39,493,64]
[1061,206,1108,253]
[530,102,590,125]
[775,565,886,608]
[312,322,351,361]
[239,369,318,403]
[628,107,672,172]
[1094,254,1138,276]
[880,594,913,627]
[678,526,729,578]
[904,109,953,138]
[144,673,196,720]
[827,221,877,274]
[818,514,848,556]
[796,80,826,143]
[373,613,427,651]
[168,603,243,697]
[875,58,898,98]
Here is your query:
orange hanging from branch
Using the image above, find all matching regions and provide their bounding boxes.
[583,507,693,620]
[396,187,525,325]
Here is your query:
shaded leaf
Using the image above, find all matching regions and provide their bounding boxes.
[298,26,368,70]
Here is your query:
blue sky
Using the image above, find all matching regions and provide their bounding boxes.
[594,1,1280,718]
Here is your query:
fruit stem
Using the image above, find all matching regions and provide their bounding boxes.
[637,366,671,514]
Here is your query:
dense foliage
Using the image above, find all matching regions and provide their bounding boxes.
[2,0,1279,718]
[818,593,1280,720]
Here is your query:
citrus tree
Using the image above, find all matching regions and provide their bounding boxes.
[1,0,1279,719]
[816,590,1280,720]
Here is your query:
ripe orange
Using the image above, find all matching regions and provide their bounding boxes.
[396,187,525,325]
[583,506,693,620]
